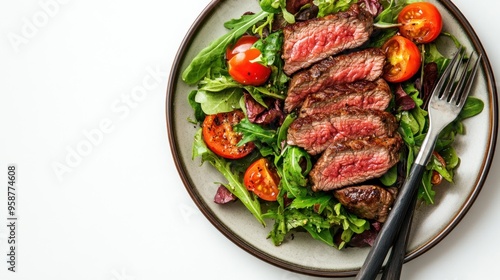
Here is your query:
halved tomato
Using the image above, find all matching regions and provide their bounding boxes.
[202,110,255,159]
[228,48,272,86]
[382,35,422,83]
[243,158,280,201]
[226,35,259,60]
[398,2,443,44]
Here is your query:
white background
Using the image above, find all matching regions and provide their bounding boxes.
[0,0,498,279]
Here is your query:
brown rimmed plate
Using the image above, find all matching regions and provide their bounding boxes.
[166,0,497,277]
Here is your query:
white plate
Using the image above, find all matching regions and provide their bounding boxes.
[166,0,498,277]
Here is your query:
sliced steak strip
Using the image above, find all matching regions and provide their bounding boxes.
[309,136,402,191]
[299,78,392,117]
[287,107,398,155]
[333,185,398,223]
[282,4,374,75]
[284,48,385,113]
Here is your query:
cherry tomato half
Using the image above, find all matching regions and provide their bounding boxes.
[382,35,422,83]
[202,110,255,159]
[243,158,280,201]
[228,48,272,86]
[398,2,443,44]
[226,35,259,60]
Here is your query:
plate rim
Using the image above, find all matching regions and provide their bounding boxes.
[165,0,498,277]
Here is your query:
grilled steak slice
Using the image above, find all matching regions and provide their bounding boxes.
[333,185,398,223]
[285,48,385,112]
[287,107,398,155]
[310,136,402,191]
[299,78,392,117]
[282,4,373,75]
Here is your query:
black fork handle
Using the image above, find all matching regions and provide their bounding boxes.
[380,192,418,280]
[355,163,425,280]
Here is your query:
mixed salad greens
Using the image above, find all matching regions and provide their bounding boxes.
[183,0,484,249]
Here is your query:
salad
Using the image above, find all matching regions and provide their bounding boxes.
[182,0,484,249]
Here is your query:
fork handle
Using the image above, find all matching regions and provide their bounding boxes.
[355,163,425,280]
[380,193,418,280]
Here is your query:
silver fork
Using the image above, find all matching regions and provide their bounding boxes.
[379,48,483,280]
[355,47,482,280]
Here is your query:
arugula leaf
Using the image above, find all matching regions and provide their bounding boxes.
[266,206,332,246]
[425,43,451,74]
[254,31,289,96]
[374,0,409,25]
[234,118,277,148]
[187,90,205,123]
[289,193,332,210]
[425,32,466,74]
[259,0,295,23]
[253,31,283,67]
[441,146,459,170]
[369,0,409,47]
[366,28,398,48]
[278,146,312,198]
[399,111,420,136]
[303,224,335,246]
[313,0,359,17]
[198,76,241,92]
[418,165,435,204]
[264,206,286,245]
[277,114,295,147]
[459,96,484,120]
[328,202,370,249]
[379,165,398,186]
[194,88,243,115]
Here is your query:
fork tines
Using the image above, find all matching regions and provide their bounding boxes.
[440,48,482,107]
